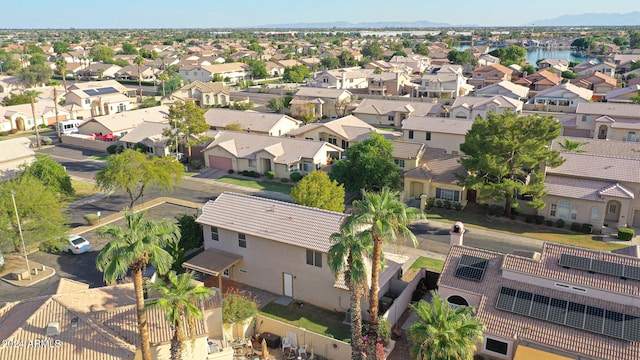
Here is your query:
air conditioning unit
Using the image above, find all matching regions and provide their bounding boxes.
[344,308,352,325]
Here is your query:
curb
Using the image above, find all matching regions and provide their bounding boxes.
[0,265,57,288]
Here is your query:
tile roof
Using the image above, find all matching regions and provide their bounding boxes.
[576,102,640,118]
[391,141,425,160]
[544,175,609,202]
[439,245,640,360]
[547,152,640,183]
[80,105,169,133]
[294,87,351,99]
[178,80,229,94]
[352,98,443,117]
[451,95,523,111]
[551,136,640,159]
[204,108,300,132]
[473,80,530,99]
[606,84,640,99]
[532,82,593,100]
[118,121,171,145]
[402,116,472,135]
[196,192,348,253]
[404,148,465,183]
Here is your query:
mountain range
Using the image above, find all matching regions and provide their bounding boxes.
[253,12,640,29]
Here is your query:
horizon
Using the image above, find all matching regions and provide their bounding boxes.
[3,0,640,29]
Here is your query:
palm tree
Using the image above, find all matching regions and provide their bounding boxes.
[558,138,586,153]
[328,228,374,360]
[134,55,145,102]
[146,271,214,360]
[54,58,68,92]
[346,187,425,360]
[24,90,41,148]
[96,211,181,360]
[409,291,484,360]
[158,71,169,97]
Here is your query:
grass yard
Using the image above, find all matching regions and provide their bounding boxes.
[427,206,627,251]
[216,176,293,194]
[62,180,100,203]
[410,256,445,272]
[260,302,351,342]
[88,153,110,161]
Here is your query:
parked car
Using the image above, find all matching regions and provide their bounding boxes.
[62,235,92,254]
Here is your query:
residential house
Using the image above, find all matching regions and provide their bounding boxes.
[529,83,593,111]
[414,64,473,99]
[515,70,563,97]
[118,121,172,157]
[115,65,157,81]
[64,81,134,118]
[542,138,640,229]
[312,68,372,90]
[391,140,426,172]
[402,148,468,206]
[0,100,71,131]
[171,81,230,108]
[388,55,430,74]
[188,192,406,313]
[275,59,304,69]
[565,102,640,141]
[574,60,616,77]
[570,71,618,101]
[0,75,22,93]
[203,108,301,136]
[613,53,640,74]
[468,64,513,90]
[476,53,500,67]
[402,116,473,154]
[438,243,640,360]
[450,95,523,120]
[351,98,447,127]
[537,58,570,72]
[606,85,640,103]
[77,105,169,137]
[202,131,341,177]
[290,87,353,119]
[76,63,122,80]
[472,80,530,101]
[265,61,285,77]
[366,72,412,96]
[178,63,249,83]
[0,280,221,360]
[0,138,35,179]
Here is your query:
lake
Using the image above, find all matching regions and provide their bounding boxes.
[457,46,601,65]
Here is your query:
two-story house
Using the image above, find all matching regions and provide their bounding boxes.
[414,65,473,99]
[570,71,618,101]
[472,80,530,101]
[313,68,372,89]
[529,83,593,111]
[351,98,447,127]
[564,102,640,141]
[171,81,230,108]
[64,80,134,118]
[203,108,301,136]
[179,62,249,83]
[366,72,412,96]
[402,116,473,154]
[450,95,523,120]
[515,70,563,97]
[290,88,353,120]
[468,64,513,90]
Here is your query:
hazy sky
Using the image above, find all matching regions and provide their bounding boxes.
[4,0,640,28]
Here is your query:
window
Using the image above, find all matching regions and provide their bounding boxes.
[485,338,508,356]
[248,159,256,168]
[425,132,431,141]
[117,103,126,112]
[211,227,219,241]
[388,116,394,123]
[304,137,314,140]
[608,204,617,214]
[238,233,246,248]
[408,130,414,139]
[591,207,600,220]
[306,249,322,268]
[557,200,571,220]
[435,188,460,202]
[328,138,337,145]
[394,159,405,168]
[288,163,300,172]
[549,203,557,217]
[222,269,229,278]
[84,99,91,105]
[570,206,577,220]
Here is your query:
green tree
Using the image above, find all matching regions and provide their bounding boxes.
[571,37,594,50]
[52,41,69,55]
[629,32,640,48]
[328,228,374,360]
[138,96,160,109]
[283,65,311,83]
[229,102,254,110]
[146,271,214,360]
[558,138,586,153]
[460,110,564,217]
[330,132,400,194]
[134,55,145,102]
[521,64,536,76]
[631,90,640,104]
[613,36,627,46]
[0,175,68,253]
[345,188,424,359]
[96,211,180,360]
[1,93,32,106]
[409,291,484,360]
[157,71,169,97]
[20,154,74,196]
[362,41,385,60]
[54,58,68,92]
[163,75,184,94]
[25,44,44,55]
[121,42,139,55]
[247,59,268,78]
[95,149,185,209]
[561,70,577,79]
[164,100,210,158]
[414,43,430,56]
[489,45,527,66]
[339,51,357,67]
[90,44,114,62]
[29,54,45,66]
[19,64,52,88]
[267,95,292,113]
[321,55,340,69]
[291,171,345,212]
[447,49,471,65]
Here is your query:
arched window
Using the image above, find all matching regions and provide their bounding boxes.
[447,295,469,307]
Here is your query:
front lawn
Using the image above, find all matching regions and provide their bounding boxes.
[410,256,445,272]
[260,302,351,342]
[61,180,100,203]
[216,176,293,194]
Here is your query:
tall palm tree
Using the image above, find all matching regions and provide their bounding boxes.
[54,58,68,92]
[24,90,41,148]
[96,211,181,360]
[134,55,145,103]
[558,138,586,153]
[346,187,425,360]
[146,271,214,360]
[328,228,374,360]
[158,71,169,97]
[409,291,484,360]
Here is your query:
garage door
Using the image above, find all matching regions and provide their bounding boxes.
[633,209,640,228]
[208,155,232,170]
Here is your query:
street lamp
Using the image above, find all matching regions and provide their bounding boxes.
[10,190,32,280]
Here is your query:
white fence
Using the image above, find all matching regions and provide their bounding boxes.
[382,268,426,326]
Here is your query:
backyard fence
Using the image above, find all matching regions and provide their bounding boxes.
[382,267,426,326]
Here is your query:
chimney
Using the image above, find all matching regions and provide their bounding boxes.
[450,221,465,246]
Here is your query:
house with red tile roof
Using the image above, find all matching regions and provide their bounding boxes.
[468,64,513,90]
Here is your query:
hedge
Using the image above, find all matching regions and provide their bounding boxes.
[618,228,635,241]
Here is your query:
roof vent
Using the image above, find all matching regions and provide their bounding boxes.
[71,317,79,328]
[46,321,60,337]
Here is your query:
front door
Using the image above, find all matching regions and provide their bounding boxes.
[283,273,293,298]
[605,200,621,224]
[633,209,640,228]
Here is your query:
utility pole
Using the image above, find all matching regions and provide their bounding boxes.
[30,96,41,149]
[11,191,31,281]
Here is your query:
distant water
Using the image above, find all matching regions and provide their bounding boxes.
[457,46,601,65]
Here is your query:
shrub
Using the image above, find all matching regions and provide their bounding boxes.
[241,170,250,176]
[38,239,63,253]
[190,159,203,170]
[38,124,48,129]
[545,220,554,226]
[556,219,565,228]
[425,197,435,209]
[534,215,544,225]
[228,169,235,174]
[618,228,635,241]
[488,204,504,216]
[290,172,302,182]
[453,202,463,211]
[435,199,443,208]
[264,170,275,179]
[9,129,18,134]
[378,317,392,346]
[248,170,260,178]
[581,223,593,234]
[0,131,8,136]
[222,288,259,324]
[570,222,581,232]
[280,178,289,183]
[442,199,452,209]
[40,136,53,145]
[525,215,535,223]
[106,144,118,154]
[83,213,99,225]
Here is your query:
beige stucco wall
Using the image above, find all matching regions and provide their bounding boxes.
[403,129,465,154]
[78,121,110,135]
[61,134,111,152]
[267,119,301,137]
[203,226,349,311]
[151,336,208,360]
[404,178,468,207]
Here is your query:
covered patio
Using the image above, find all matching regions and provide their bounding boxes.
[182,249,243,290]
